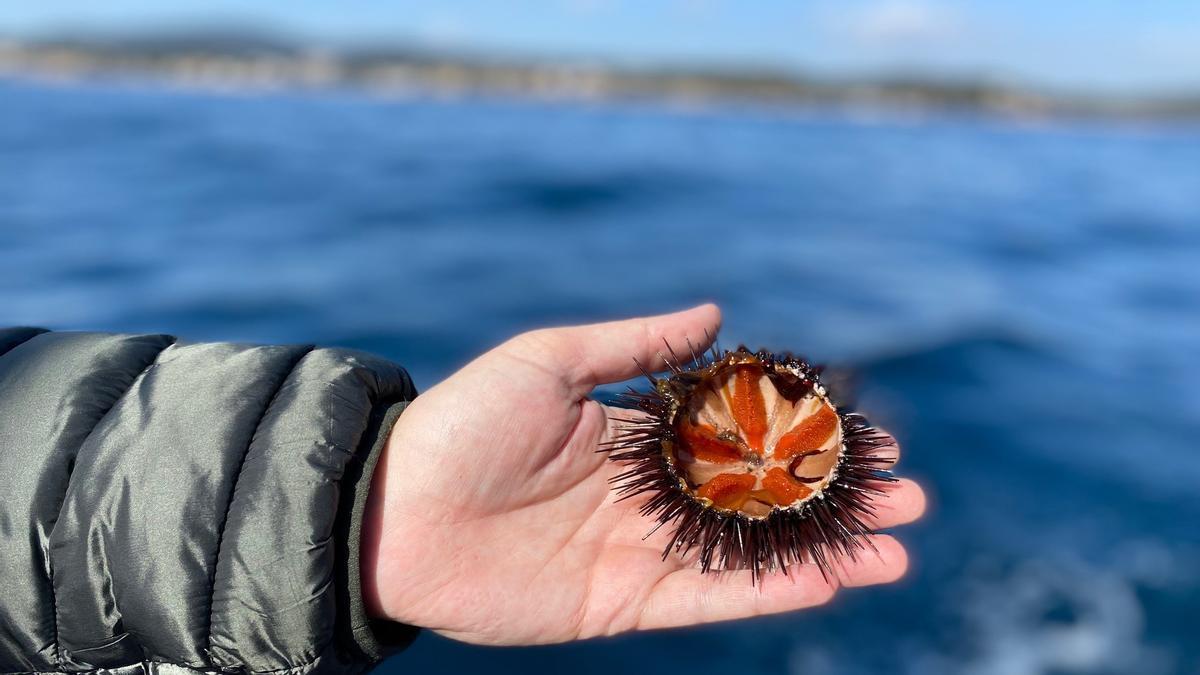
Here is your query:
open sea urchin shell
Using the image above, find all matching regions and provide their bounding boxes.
[604,342,897,583]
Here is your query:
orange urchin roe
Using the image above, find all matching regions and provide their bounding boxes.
[676,418,742,463]
[761,466,814,505]
[670,356,843,517]
[731,365,768,453]
[695,472,757,510]
[773,405,838,461]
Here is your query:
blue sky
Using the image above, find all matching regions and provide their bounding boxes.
[4,0,1200,94]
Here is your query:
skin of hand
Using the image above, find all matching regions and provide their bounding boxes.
[360,304,926,645]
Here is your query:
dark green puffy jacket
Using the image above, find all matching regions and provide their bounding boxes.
[0,328,419,675]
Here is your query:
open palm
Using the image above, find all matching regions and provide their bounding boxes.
[361,304,926,645]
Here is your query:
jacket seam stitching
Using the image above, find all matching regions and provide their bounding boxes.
[47,336,177,670]
[202,345,316,669]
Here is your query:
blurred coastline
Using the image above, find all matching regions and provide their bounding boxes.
[4,29,1200,121]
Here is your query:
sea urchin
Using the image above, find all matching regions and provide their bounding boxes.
[604,341,897,583]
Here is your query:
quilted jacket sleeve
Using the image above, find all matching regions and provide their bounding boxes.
[0,328,419,675]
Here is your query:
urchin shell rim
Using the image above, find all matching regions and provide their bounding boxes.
[601,339,897,583]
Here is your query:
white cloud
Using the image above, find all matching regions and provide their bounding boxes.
[1132,24,1200,63]
[415,11,469,46]
[838,1,964,46]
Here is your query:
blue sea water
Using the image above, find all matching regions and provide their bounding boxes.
[2,79,1199,674]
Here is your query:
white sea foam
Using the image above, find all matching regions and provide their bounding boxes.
[788,548,1194,675]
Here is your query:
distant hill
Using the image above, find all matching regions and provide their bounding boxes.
[3,30,1199,120]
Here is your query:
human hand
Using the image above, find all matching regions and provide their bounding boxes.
[360,304,926,645]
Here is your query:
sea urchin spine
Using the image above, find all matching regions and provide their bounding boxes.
[603,340,897,583]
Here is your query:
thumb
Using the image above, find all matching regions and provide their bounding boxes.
[511,304,722,393]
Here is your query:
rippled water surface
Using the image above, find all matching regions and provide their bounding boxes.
[3,80,1199,674]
